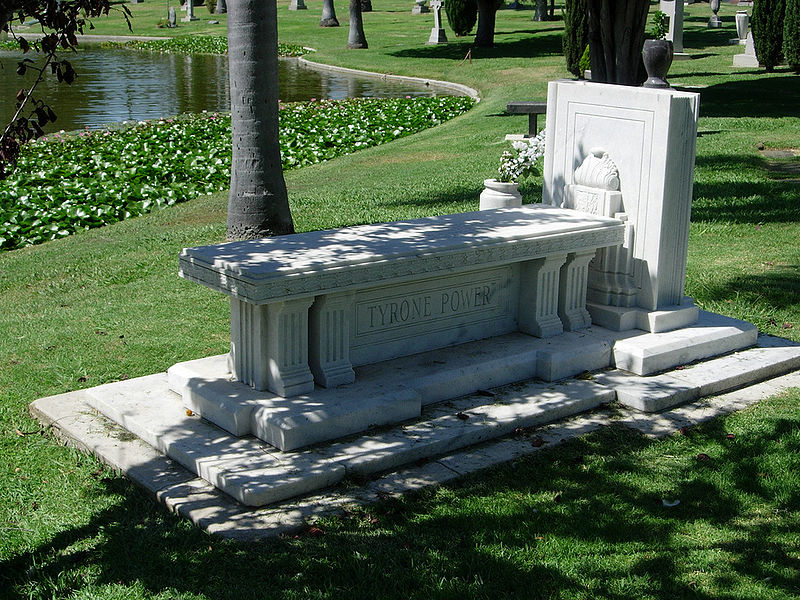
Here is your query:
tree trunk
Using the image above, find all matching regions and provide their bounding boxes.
[215,0,227,14]
[474,0,498,47]
[587,0,648,85]
[320,0,339,26]
[226,0,295,240]
[360,0,372,11]
[347,0,368,48]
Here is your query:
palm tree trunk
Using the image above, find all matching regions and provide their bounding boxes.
[320,0,339,26]
[226,0,294,240]
[347,0,368,48]
[474,0,498,47]
[587,0,648,85]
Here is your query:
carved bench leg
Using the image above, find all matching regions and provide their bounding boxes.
[518,254,566,338]
[229,297,315,397]
[558,250,595,331]
[309,292,356,388]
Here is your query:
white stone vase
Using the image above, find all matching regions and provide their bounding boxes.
[736,11,749,43]
[479,179,522,210]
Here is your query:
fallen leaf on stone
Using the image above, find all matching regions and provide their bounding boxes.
[696,453,711,461]
[783,322,793,329]
[662,499,680,507]
[376,490,393,501]
[185,409,194,417]
[678,426,691,436]
[530,437,546,447]
[456,412,469,421]
[477,389,496,397]
[307,526,324,537]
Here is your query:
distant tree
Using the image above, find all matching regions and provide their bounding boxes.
[563,0,588,77]
[587,0,648,85]
[0,0,130,179]
[216,0,227,14]
[347,0,368,48]
[474,0,501,47]
[360,0,372,11]
[446,0,478,37]
[752,0,786,71]
[320,0,339,26]
[226,0,295,239]
[783,0,799,72]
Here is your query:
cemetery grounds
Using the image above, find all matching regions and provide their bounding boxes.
[1,1,799,598]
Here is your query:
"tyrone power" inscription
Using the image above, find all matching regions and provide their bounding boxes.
[357,282,498,334]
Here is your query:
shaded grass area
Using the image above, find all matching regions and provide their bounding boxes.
[1,1,799,598]
[2,393,799,598]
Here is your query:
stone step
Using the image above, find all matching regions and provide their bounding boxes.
[167,331,613,451]
[599,335,800,412]
[84,375,614,506]
[612,311,758,375]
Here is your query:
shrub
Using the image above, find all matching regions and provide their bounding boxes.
[752,0,786,71]
[784,0,800,72]
[445,0,478,37]
[563,0,588,78]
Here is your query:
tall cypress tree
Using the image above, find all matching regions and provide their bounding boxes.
[784,0,800,72]
[752,0,786,72]
[446,0,478,37]
[563,0,588,78]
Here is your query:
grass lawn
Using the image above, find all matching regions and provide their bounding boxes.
[1,1,799,598]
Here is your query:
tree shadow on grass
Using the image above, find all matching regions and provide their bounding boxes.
[696,265,800,312]
[683,27,736,50]
[390,31,563,60]
[3,405,800,599]
[692,152,800,224]
[697,75,800,118]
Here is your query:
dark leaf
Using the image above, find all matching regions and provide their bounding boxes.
[16,89,25,103]
[35,107,49,126]
[530,436,545,447]
[696,453,711,462]
[16,62,27,76]
[456,411,469,421]
[19,37,29,53]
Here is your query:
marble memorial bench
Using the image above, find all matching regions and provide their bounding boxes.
[178,205,624,401]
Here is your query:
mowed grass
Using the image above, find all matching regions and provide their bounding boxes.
[1,1,799,598]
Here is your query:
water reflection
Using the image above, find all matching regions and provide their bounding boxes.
[0,48,444,132]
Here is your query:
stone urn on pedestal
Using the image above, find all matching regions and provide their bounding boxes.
[479,179,522,210]
[735,11,749,44]
[480,131,546,210]
[642,39,674,88]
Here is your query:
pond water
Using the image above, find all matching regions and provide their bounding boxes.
[0,48,450,133]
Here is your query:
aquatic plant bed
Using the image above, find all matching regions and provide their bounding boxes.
[0,96,473,250]
[113,36,307,57]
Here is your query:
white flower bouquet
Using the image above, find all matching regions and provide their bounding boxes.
[497,129,546,183]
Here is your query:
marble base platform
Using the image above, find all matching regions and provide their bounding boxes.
[30,328,800,536]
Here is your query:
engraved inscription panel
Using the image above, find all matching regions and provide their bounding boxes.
[350,266,518,365]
